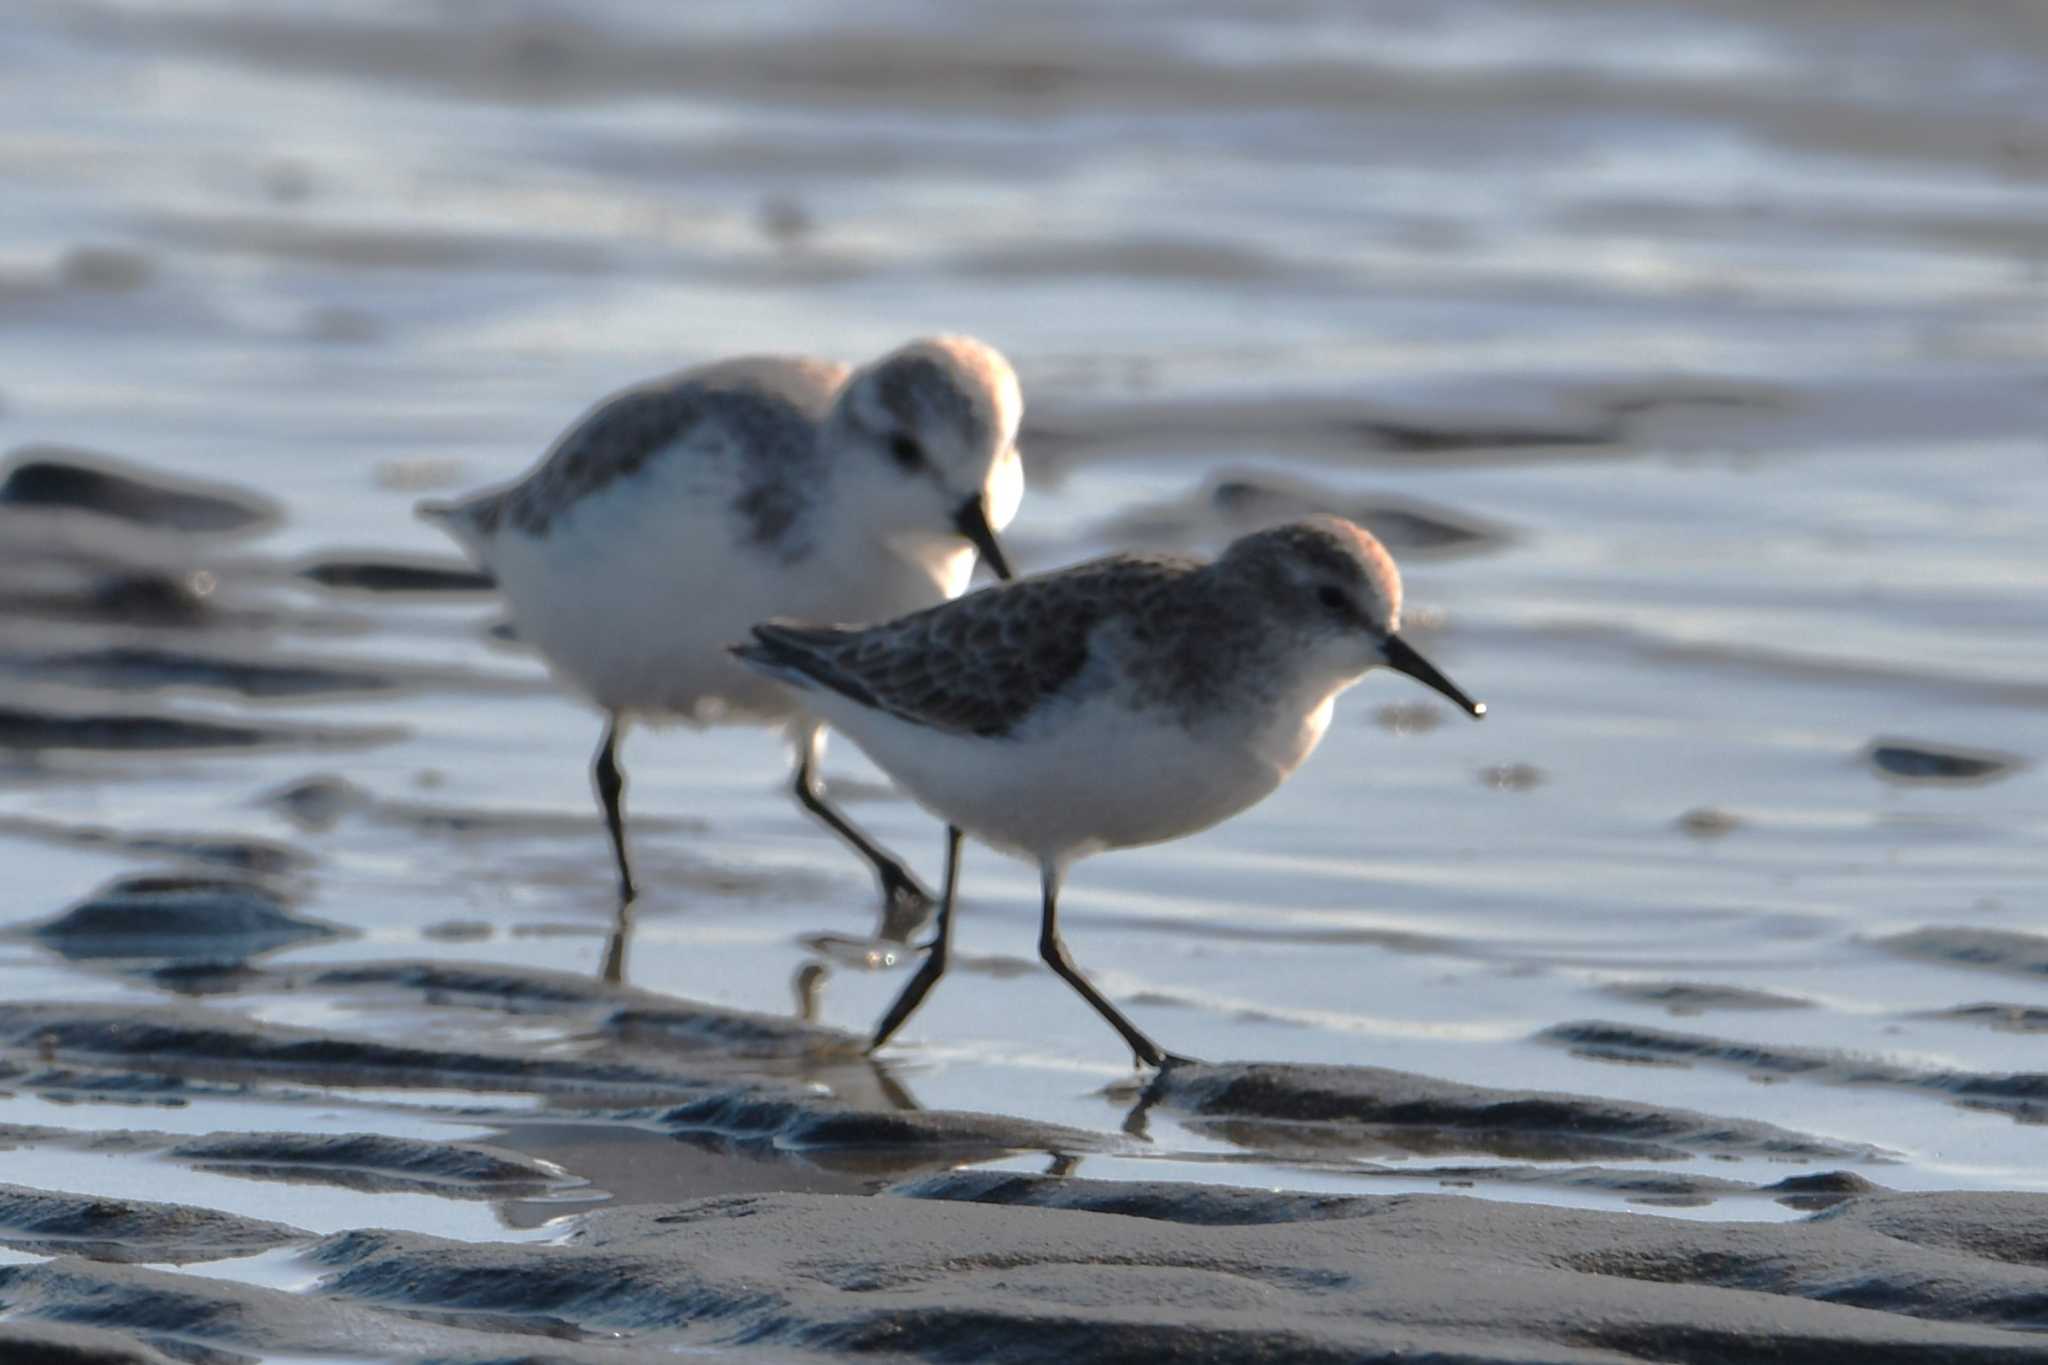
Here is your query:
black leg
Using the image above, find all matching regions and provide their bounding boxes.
[593,717,635,986]
[1037,864,1186,1070]
[792,736,933,936]
[593,716,636,904]
[866,825,963,1054]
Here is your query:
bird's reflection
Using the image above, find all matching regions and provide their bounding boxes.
[1118,1073,1167,1142]
[599,897,632,985]
[791,961,828,1023]
[597,876,930,1031]
[848,1047,920,1115]
[486,1049,952,1230]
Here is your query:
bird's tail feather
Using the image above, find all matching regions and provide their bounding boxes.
[731,622,877,708]
[415,495,495,563]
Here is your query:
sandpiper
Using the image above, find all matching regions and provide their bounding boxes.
[734,515,1483,1067]
[422,336,1024,964]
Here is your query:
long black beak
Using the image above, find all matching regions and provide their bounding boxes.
[1382,633,1485,718]
[953,494,1015,582]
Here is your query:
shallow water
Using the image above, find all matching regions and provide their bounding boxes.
[2,0,2046,1358]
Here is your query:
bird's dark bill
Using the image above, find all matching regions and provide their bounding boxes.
[954,495,1015,581]
[1382,633,1485,717]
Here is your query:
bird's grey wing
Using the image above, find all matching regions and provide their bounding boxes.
[448,358,848,541]
[740,554,1195,738]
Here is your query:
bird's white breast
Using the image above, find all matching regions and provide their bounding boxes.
[805,681,1311,868]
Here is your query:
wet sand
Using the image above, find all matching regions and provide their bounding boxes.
[11,1181,2048,1363]
[5,0,2048,1359]
[0,919,2041,1361]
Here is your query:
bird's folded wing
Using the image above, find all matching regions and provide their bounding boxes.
[448,364,841,539]
[743,554,1192,738]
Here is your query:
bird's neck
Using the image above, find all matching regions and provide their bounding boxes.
[804,497,973,617]
[1155,568,1357,757]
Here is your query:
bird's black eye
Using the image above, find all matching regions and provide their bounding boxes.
[889,434,924,470]
[1316,584,1350,615]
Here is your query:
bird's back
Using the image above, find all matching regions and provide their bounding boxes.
[420,354,850,560]
[419,354,864,718]
[742,551,1204,739]
[738,549,1324,862]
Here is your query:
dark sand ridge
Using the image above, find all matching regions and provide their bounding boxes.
[0,448,281,535]
[0,1321,188,1365]
[19,872,346,966]
[4,1176,2048,1363]
[1596,980,1816,1013]
[1542,1019,2048,1122]
[1138,1059,1885,1164]
[0,1182,309,1264]
[1882,926,2048,980]
[1923,1003,2048,1035]
[0,1125,569,1204]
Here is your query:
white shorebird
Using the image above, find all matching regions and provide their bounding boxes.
[734,515,1484,1067]
[421,336,1024,963]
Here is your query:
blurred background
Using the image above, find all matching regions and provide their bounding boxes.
[2,0,2046,1226]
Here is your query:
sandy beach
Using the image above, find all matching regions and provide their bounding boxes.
[3,0,2046,1359]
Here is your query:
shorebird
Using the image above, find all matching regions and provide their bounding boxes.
[734,515,1484,1067]
[422,336,1024,969]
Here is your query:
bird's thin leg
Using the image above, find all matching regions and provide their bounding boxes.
[866,824,962,1054]
[1037,864,1186,1070]
[594,715,636,903]
[791,727,933,934]
[594,715,635,985]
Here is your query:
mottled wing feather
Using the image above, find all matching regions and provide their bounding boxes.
[460,357,845,542]
[750,554,1198,738]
